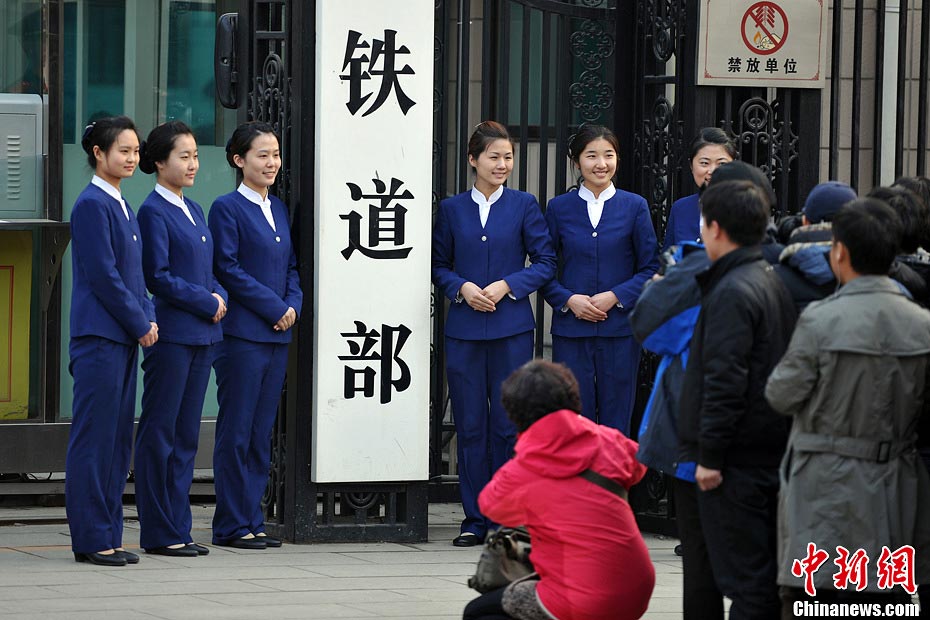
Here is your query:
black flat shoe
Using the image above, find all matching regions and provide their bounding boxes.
[255,534,281,548]
[452,533,480,547]
[145,546,199,557]
[215,537,266,550]
[186,543,210,556]
[74,552,127,567]
[116,550,139,564]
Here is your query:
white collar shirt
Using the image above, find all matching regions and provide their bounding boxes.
[155,183,196,225]
[577,183,616,229]
[92,175,129,220]
[470,185,504,229]
[238,183,276,232]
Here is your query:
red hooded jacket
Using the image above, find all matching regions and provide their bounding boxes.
[478,410,655,620]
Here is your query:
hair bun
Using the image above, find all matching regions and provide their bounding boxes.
[80,122,96,154]
[137,140,156,175]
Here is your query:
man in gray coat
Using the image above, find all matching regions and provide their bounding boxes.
[766,198,930,614]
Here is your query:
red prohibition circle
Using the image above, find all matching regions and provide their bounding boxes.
[741,1,789,56]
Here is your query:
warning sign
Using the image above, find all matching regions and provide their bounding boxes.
[698,0,826,88]
[741,2,788,55]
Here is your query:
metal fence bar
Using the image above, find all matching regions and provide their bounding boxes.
[829,0,843,179]
[455,0,472,193]
[519,3,531,191]
[851,0,864,189]
[874,0,886,187]
[895,0,909,178]
[918,0,930,174]
[481,0,494,121]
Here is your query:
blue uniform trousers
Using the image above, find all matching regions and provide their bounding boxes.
[445,332,532,537]
[212,337,288,543]
[551,335,640,435]
[135,341,214,549]
[65,336,138,553]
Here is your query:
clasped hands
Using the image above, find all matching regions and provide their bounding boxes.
[460,280,511,312]
[273,306,297,331]
[566,291,619,322]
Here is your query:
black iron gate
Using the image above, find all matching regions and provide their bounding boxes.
[429,0,622,501]
[228,0,930,542]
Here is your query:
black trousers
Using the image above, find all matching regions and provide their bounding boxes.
[697,466,781,620]
[463,587,511,620]
[673,477,725,620]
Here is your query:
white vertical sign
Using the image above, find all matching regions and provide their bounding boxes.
[312,0,433,482]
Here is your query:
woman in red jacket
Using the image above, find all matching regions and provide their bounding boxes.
[463,360,655,620]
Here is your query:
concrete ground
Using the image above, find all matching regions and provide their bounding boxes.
[0,502,684,619]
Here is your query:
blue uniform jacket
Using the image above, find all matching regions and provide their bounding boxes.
[662,193,700,251]
[208,191,303,344]
[542,188,659,337]
[431,188,556,341]
[70,183,155,343]
[138,190,227,345]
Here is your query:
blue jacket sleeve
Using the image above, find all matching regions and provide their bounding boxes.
[138,208,223,319]
[431,202,468,301]
[71,201,153,340]
[611,199,659,309]
[209,202,291,325]
[540,203,574,310]
[504,198,557,299]
[283,243,303,317]
[662,205,676,252]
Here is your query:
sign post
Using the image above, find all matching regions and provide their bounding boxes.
[312,0,433,483]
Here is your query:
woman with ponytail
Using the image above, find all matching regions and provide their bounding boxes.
[135,121,226,557]
[67,115,156,567]
[208,122,302,549]
[541,125,658,435]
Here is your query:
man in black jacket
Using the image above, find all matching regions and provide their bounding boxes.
[678,179,797,620]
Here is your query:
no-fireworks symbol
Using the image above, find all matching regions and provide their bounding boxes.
[741,1,789,55]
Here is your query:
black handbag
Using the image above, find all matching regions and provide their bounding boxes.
[467,526,534,593]
[466,468,628,593]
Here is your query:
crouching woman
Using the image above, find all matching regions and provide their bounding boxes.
[463,360,655,620]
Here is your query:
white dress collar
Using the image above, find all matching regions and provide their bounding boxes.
[577,183,616,204]
[237,182,271,207]
[470,184,504,206]
[155,183,187,210]
[92,175,123,203]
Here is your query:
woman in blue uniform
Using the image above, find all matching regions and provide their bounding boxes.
[209,122,302,549]
[67,116,158,566]
[542,125,659,435]
[135,121,226,557]
[662,128,737,251]
[431,121,556,546]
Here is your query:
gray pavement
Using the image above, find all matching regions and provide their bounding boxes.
[0,503,684,619]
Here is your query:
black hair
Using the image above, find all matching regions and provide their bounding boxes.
[832,198,903,275]
[700,180,769,246]
[80,115,140,169]
[689,127,739,162]
[225,121,280,169]
[467,121,513,162]
[567,124,620,163]
[776,213,804,245]
[867,185,927,254]
[893,176,930,249]
[138,120,195,175]
[501,360,582,433]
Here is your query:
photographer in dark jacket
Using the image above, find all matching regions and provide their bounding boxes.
[678,179,797,620]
